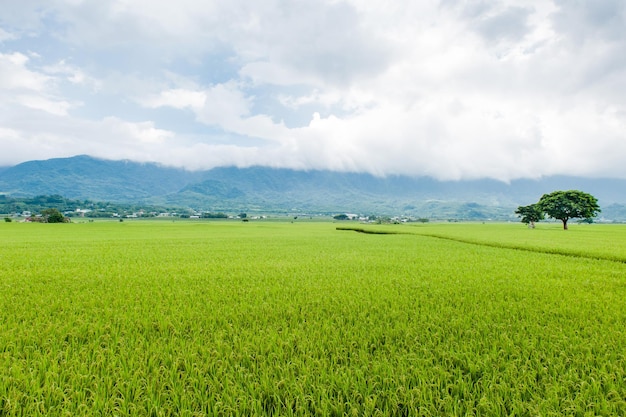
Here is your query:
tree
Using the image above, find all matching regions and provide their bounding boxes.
[201,212,227,219]
[41,208,66,223]
[515,203,543,228]
[538,190,600,230]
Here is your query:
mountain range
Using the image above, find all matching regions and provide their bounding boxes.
[1,155,626,220]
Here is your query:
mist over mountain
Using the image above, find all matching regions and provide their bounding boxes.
[1,155,625,220]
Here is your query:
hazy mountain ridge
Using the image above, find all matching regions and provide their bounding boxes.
[0,155,201,201]
[1,155,625,220]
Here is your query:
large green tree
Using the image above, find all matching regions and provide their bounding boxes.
[538,190,600,230]
[515,203,543,228]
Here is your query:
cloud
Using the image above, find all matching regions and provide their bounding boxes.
[15,95,73,116]
[141,88,206,111]
[551,0,626,43]
[0,52,50,91]
[0,114,176,166]
[239,1,395,87]
[473,6,533,42]
[0,52,80,116]
[0,27,16,42]
[42,60,101,90]
[0,1,625,181]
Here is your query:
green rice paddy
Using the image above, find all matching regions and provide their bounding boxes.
[1,220,625,416]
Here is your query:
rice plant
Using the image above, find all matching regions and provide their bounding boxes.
[1,221,625,415]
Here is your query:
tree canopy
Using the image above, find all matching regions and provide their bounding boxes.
[537,190,600,230]
[41,208,66,223]
[515,203,543,228]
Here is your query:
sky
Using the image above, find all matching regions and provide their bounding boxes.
[1,0,625,181]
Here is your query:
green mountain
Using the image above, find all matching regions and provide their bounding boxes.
[0,155,201,201]
[1,155,625,220]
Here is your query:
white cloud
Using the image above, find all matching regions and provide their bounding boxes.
[0,52,82,116]
[0,0,624,180]
[0,27,16,42]
[140,83,266,134]
[0,115,177,166]
[0,52,50,91]
[15,95,74,116]
[195,83,253,125]
[42,60,101,90]
[141,88,206,110]
[102,117,173,145]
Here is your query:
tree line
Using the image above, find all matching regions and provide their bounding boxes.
[0,194,189,218]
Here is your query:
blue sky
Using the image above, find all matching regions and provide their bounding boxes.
[1,0,625,180]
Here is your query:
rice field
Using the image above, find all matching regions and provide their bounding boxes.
[406,222,626,262]
[1,220,625,416]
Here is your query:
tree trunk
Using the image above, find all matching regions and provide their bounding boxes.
[562,219,568,230]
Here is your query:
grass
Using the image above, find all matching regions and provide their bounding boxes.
[1,221,626,415]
